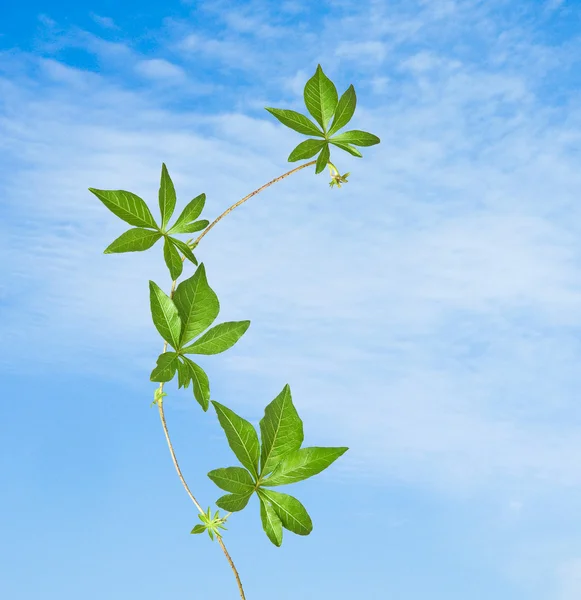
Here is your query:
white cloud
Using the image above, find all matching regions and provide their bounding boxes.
[89,13,119,29]
[135,58,186,80]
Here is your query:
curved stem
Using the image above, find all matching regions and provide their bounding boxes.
[155,158,318,599]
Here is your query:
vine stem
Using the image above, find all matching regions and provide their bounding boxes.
[155,158,318,600]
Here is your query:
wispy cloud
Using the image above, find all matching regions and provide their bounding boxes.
[134,58,186,80]
[89,13,119,30]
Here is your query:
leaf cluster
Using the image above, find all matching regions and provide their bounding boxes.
[265,64,380,175]
[89,64,363,555]
[90,165,250,411]
[208,385,347,546]
[89,163,207,280]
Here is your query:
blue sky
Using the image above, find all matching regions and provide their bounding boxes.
[1,0,581,598]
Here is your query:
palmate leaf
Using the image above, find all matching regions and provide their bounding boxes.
[211,401,260,478]
[150,352,180,382]
[215,491,253,512]
[259,495,283,546]
[167,219,209,235]
[327,84,356,137]
[172,264,220,347]
[315,142,330,175]
[89,188,159,229]
[264,108,324,137]
[303,64,338,132]
[259,384,304,478]
[207,467,255,494]
[261,446,348,487]
[329,130,380,147]
[167,193,206,234]
[175,356,191,389]
[104,228,162,253]
[158,163,177,231]
[183,357,211,411]
[148,281,182,350]
[181,321,250,355]
[163,237,184,281]
[287,139,326,162]
[170,237,198,267]
[257,489,312,536]
[329,140,363,158]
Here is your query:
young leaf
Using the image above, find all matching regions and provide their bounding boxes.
[328,140,363,158]
[329,130,380,147]
[167,193,206,234]
[166,219,209,235]
[216,491,253,512]
[260,446,348,487]
[303,64,338,132]
[159,163,177,231]
[104,228,162,254]
[259,495,283,547]
[327,84,356,137]
[259,384,304,478]
[287,139,326,162]
[88,189,159,229]
[258,489,312,536]
[314,142,330,175]
[175,357,192,389]
[264,108,324,137]
[163,237,184,281]
[211,401,260,478]
[207,467,255,494]
[173,264,220,347]
[149,352,180,382]
[191,524,206,535]
[169,236,199,266]
[182,357,210,411]
[181,321,250,355]
[148,281,182,350]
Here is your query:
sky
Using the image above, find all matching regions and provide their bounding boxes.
[1,0,581,598]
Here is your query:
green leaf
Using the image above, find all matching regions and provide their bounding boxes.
[159,163,177,231]
[327,84,356,137]
[169,236,198,266]
[182,357,210,411]
[211,401,260,478]
[303,64,338,132]
[173,264,220,347]
[149,352,180,382]
[259,384,304,478]
[175,357,192,389]
[287,139,326,162]
[149,281,182,350]
[166,219,209,235]
[329,140,363,158]
[181,321,250,355]
[103,228,162,253]
[89,188,158,229]
[265,108,324,137]
[216,492,253,512]
[259,495,283,546]
[163,237,184,281]
[258,489,312,536]
[167,194,206,234]
[329,130,380,147]
[314,142,330,175]
[190,524,206,535]
[261,446,348,487]
[207,467,255,494]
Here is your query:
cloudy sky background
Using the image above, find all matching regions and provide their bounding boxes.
[2,0,581,598]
